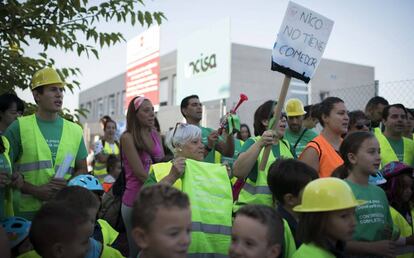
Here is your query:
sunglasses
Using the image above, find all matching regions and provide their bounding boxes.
[171,122,188,148]
[355,121,371,130]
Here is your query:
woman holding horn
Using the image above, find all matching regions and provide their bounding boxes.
[233,100,294,208]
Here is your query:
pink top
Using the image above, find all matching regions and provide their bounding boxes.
[122,130,164,207]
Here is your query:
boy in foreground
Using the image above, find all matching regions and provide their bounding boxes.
[131,184,192,258]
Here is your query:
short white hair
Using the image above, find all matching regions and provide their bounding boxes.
[165,124,201,153]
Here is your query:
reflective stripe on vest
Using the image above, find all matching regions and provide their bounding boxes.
[192,221,232,235]
[16,114,83,213]
[94,141,119,179]
[237,137,293,208]
[375,131,414,166]
[182,159,233,257]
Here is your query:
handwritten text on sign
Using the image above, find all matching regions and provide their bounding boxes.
[271,1,334,83]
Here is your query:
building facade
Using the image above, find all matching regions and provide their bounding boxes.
[79,43,375,147]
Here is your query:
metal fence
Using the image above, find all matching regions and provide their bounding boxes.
[315,79,414,112]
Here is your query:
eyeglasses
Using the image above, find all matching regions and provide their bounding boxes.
[355,121,371,130]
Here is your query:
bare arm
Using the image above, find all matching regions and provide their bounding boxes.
[298,147,320,173]
[159,157,186,186]
[121,133,148,182]
[233,130,274,179]
[216,132,234,157]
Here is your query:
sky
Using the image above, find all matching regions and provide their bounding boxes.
[18,0,414,111]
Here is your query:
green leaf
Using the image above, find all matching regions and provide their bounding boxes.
[91,49,99,59]
[144,11,152,26]
[138,11,144,25]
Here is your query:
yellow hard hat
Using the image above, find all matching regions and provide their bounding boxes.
[285,98,306,117]
[293,178,365,212]
[31,67,65,90]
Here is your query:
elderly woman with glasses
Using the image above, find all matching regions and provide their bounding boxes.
[143,123,234,257]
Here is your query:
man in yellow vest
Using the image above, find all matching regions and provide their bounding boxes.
[4,67,88,219]
[180,95,234,163]
[375,104,414,167]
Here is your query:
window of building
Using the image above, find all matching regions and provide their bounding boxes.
[287,79,310,105]
[120,90,126,115]
[159,77,168,106]
[108,94,115,117]
[97,98,104,119]
[172,74,177,105]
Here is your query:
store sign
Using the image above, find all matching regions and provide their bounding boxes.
[176,18,231,104]
[125,26,160,110]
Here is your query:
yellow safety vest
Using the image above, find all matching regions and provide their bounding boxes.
[236,137,294,208]
[151,162,182,189]
[1,136,13,217]
[390,207,414,258]
[151,159,233,257]
[15,114,83,213]
[375,131,414,167]
[283,219,297,258]
[293,243,335,258]
[183,159,233,257]
[93,141,119,181]
[97,219,119,246]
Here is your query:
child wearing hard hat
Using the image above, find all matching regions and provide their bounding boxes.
[336,131,397,257]
[293,177,365,258]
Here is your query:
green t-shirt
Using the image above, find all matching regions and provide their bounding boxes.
[200,126,224,163]
[4,116,88,165]
[386,137,404,162]
[284,128,318,157]
[345,179,393,241]
[240,137,291,182]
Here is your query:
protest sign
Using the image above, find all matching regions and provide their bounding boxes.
[271,1,334,83]
[260,2,334,170]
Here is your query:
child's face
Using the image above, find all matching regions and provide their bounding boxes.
[135,207,192,258]
[86,206,99,234]
[58,222,91,258]
[325,208,356,243]
[401,174,413,203]
[353,137,381,176]
[229,215,280,258]
[111,161,122,179]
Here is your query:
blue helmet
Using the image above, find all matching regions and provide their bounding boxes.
[68,174,104,191]
[1,217,31,248]
[368,171,387,186]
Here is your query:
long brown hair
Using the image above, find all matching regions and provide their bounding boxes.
[124,96,153,154]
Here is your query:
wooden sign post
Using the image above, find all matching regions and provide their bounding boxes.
[259,1,334,170]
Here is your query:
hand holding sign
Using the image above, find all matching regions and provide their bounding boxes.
[259,2,333,171]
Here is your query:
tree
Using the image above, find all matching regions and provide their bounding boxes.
[0,0,166,119]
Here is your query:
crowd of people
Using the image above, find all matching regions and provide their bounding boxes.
[1,66,414,258]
